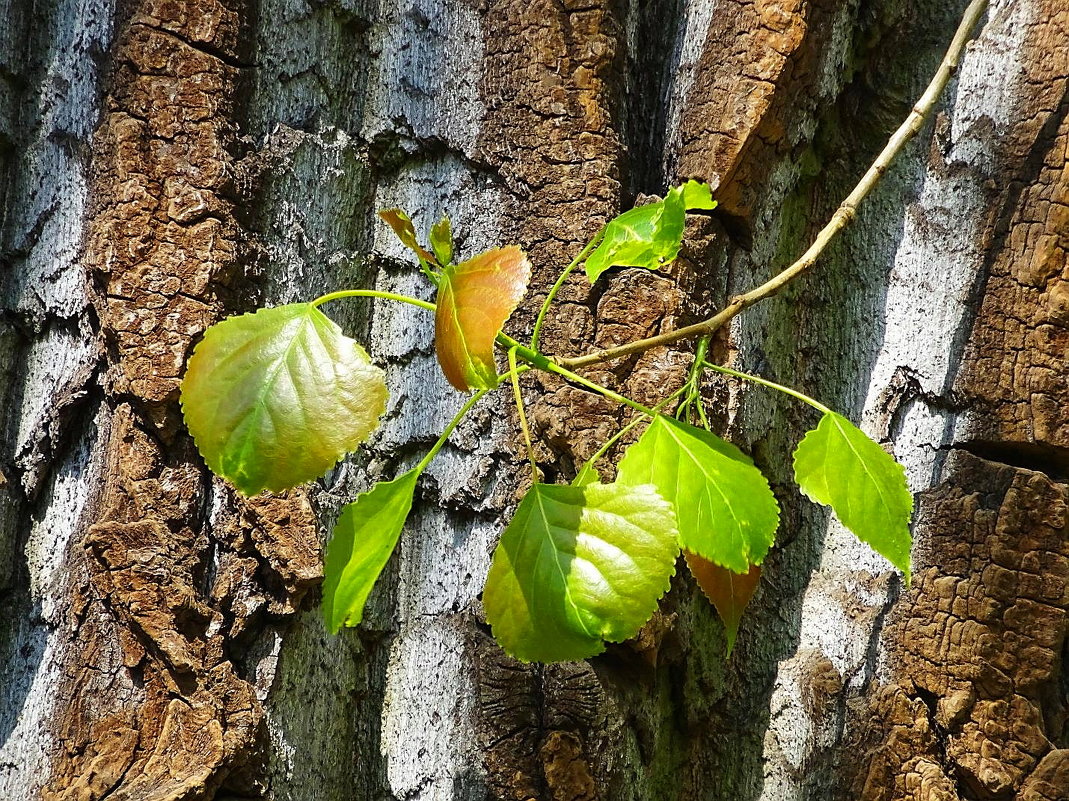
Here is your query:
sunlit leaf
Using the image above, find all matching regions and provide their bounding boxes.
[584,187,686,282]
[181,303,388,495]
[682,179,717,211]
[323,469,420,633]
[571,460,599,487]
[583,182,714,283]
[684,551,760,654]
[484,482,679,663]
[379,208,436,265]
[430,216,454,267]
[616,416,779,573]
[793,412,913,578]
[435,246,531,391]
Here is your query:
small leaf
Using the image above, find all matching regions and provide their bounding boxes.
[584,186,686,282]
[616,416,779,573]
[682,179,717,211]
[435,246,531,391]
[429,216,454,267]
[379,208,436,265]
[484,482,680,663]
[793,412,913,578]
[684,551,760,654]
[181,303,388,495]
[323,469,420,633]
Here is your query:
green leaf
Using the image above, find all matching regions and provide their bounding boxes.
[484,482,679,663]
[181,303,388,495]
[616,416,779,573]
[323,469,420,633]
[684,551,760,655]
[429,216,454,267]
[793,412,913,578]
[435,246,531,391]
[571,460,599,487]
[682,179,717,211]
[584,186,686,282]
[379,207,436,265]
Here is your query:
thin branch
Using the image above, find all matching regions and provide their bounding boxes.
[558,0,989,371]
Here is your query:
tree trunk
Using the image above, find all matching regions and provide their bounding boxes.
[1,0,1066,799]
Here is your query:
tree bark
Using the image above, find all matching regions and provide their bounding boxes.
[0,1,1066,800]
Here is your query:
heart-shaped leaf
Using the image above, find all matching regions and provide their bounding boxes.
[323,469,420,633]
[379,208,436,265]
[435,246,531,391]
[684,551,760,654]
[181,303,388,495]
[616,416,779,573]
[793,412,913,578]
[484,481,679,663]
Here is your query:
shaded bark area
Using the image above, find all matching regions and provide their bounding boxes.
[1,0,1067,800]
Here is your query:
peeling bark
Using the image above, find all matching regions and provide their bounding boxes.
[2,0,1067,800]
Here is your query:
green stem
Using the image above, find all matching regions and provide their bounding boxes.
[702,361,834,415]
[546,361,656,417]
[508,348,540,482]
[529,230,604,351]
[415,389,490,473]
[574,386,686,482]
[416,257,441,288]
[312,289,437,312]
[496,333,654,417]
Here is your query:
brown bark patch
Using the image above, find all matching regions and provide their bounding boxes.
[671,0,839,227]
[43,0,318,797]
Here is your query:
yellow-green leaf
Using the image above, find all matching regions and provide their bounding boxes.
[793,412,913,578]
[484,482,679,663]
[323,469,419,633]
[181,303,388,495]
[616,416,779,573]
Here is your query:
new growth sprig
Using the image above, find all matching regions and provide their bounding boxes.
[179,0,988,661]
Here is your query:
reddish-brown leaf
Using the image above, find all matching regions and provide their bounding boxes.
[684,550,761,655]
[434,246,531,391]
[379,208,436,265]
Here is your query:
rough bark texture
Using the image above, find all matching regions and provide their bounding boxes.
[1,0,1066,800]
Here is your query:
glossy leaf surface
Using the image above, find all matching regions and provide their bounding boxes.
[793,412,913,577]
[435,246,531,391]
[682,179,716,210]
[323,469,419,633]
[584,187,686,282]
[484,482,679,663]
[379,208,436,265]
[181,303,388,495]
[685,551,761,654]
[430,216,453,267]
[584,182,715,282]
[617,416,779,573]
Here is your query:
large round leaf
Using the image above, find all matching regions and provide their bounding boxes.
[181,303,388,495]
[484,482,679,663]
